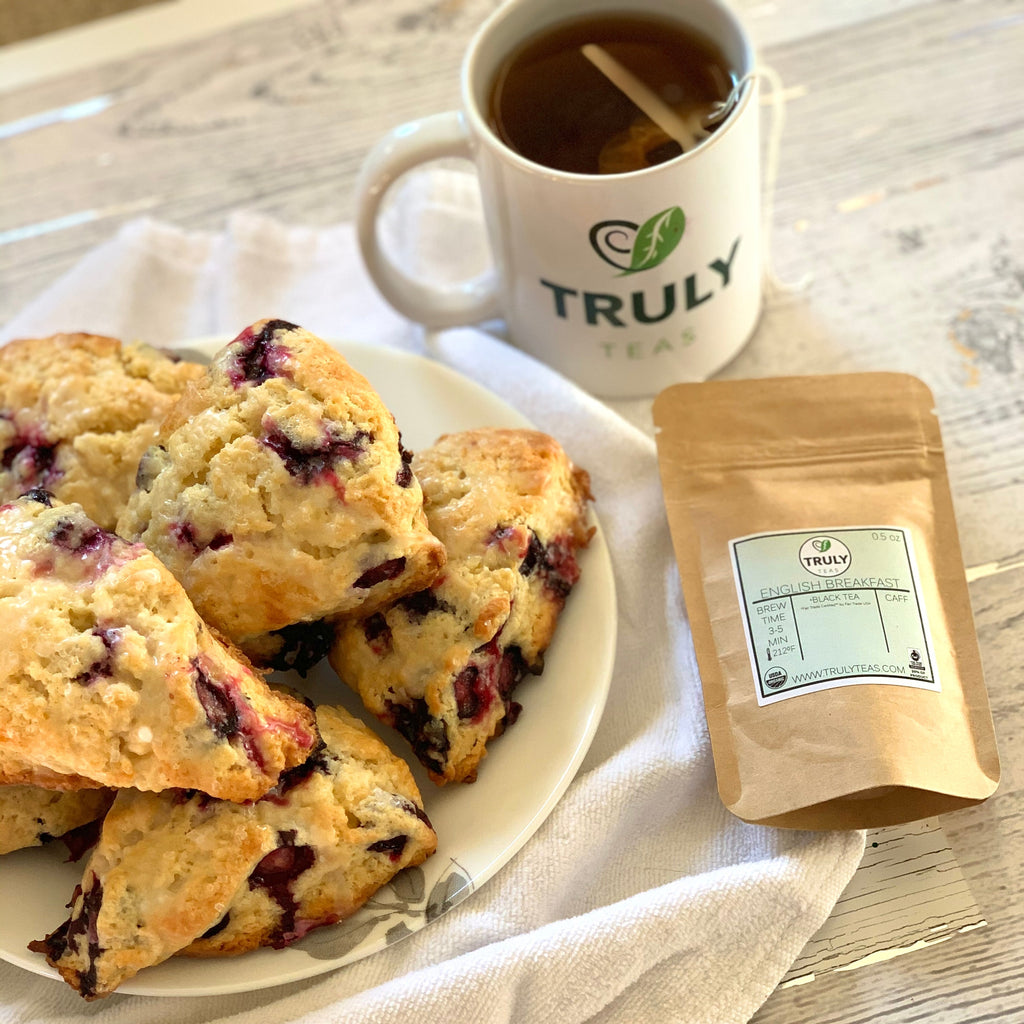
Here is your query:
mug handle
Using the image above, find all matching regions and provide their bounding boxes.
[355,111,502,329]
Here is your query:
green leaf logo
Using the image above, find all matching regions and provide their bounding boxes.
[813,539,831,552]
[623,206,685,275]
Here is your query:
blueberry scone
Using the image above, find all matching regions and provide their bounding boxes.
[0,490,316,800]
[30,705,436,999]
[0,785,115,856]
[0,333,203,529]
[330,428,594,784]
[29,789,273,999]
[185,704,437,956]
[116,319,445,650]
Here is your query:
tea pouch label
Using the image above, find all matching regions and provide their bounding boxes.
[731,525,939,704]
[653,373,1000,830]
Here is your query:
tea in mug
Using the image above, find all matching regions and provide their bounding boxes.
[487,12,737,175]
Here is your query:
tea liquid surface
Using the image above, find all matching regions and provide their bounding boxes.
[487,13,735,175]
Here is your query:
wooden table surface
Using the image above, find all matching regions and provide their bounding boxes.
[1,0,1021,1020]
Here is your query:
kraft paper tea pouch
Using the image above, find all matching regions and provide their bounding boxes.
[653,373,1000,830]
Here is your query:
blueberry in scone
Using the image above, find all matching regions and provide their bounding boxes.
[329,428,594,784]
[0,785,115,856]
[30,705,436,999]
[0,491,316,800]
[239,618,338,676]
[116,319,445,651]
[0,333,203,529]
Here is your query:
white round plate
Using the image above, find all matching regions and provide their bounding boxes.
[0,336,617,997]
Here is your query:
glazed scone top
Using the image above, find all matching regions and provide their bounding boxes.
[0,491,316,800]
[414,427,594,568]
[0,333,203,529]
[415,429,594,672]
[117,319,445,642]
[185,703,437,956]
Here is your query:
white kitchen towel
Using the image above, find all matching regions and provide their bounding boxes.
[0,179,864,1024]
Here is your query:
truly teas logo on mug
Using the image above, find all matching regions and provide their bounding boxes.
[588,206,686,274]
[539,207,742,342]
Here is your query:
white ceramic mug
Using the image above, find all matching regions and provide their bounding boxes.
[356,0,761,399]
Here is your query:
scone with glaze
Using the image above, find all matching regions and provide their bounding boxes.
[330,428,594,784]
[0,785,115,856]
[31,705,436,999]
[184,704,436,956]
[116,319,445,652]
[0,333,202,529]
[29,789,273,999]
[0,490,316,800]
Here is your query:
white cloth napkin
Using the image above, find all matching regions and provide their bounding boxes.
[0,173,864,1024]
